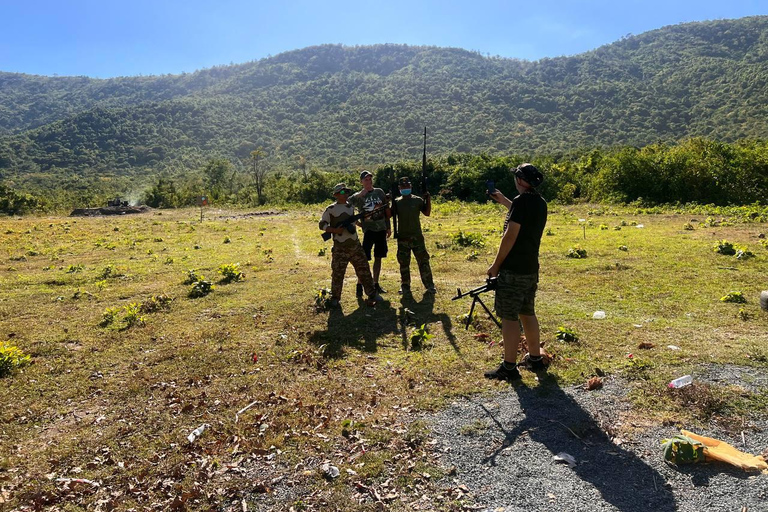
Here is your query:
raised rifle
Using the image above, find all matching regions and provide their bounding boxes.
[321,203,389,241]
[421,126,428,195]
[451,277,501,329]
[389,182,399,239]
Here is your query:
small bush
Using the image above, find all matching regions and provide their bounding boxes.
[318,247,327,256]
[599,224,609,230]
[314,288,332,312]
[0,341,32,377]
[223,236,231,244]
[99,264,123,279]
[122,303,145,328]
[183,269,203,285]
[566,246,587,259]
[218,263,245,283]
[139,294,172,313]
[713,240,736,255]
[189,280,214,298]
[100,307,120,326]
[410,324,434,350]
[66,264,84,273]
[682,223,694,231]
[720,291,746,304]
[555,326,579,343]
[452,231,485,248]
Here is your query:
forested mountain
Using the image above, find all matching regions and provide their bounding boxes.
[1,16,767,190]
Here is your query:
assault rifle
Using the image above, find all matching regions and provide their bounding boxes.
[389,183,399,239]
[451,277,501,329]
[321,204,389,241]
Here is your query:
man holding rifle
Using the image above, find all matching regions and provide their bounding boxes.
[319,183,383,307]
[485,164,548,382]
[349,170,391,297]
[393,176,436,295]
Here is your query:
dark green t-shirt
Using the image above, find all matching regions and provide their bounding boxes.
[394,195,426,238]
[500,192,548,274]
[349,188,388,233]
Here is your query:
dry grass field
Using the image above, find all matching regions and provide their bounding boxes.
[1,202,767,510]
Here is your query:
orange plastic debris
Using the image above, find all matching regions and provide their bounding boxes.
[680,429,768,472]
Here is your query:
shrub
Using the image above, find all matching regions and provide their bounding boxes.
[682,223,694,231]
[139,294,172,313]
[555,326,579,343]
[66,264,84,273]
[720,291,746,304]
[218,263,245,283]
[452,231,485,248]
[566,246,587,259]
[410,324,434,350]
[189,280,214,298]
[122,303,145,328]
[183,269,203,285]
[314,288,332,312]
[0,341,32,377]
[713,240,736,255]
[100,307,120,327]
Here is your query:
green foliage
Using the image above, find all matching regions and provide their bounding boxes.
[139,294,172,314]
[720,291,746,304]
[183,269,203,285]
[452,231,485,248]
[314,288,332,312]
[555,326,580,343]
[0,341,31,377]
[713,240,736,255]
[566,246,588,259]
[100,307,120,327]
[682,222,694,230]
[409,324,434,350]
[217,263,245,283]
[188,279,214,298]
[122,303,145,328]
[98,264,123,279]
[65,264,84,273]
[661,434,705,465]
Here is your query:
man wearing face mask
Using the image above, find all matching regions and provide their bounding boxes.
[393,177,435,295]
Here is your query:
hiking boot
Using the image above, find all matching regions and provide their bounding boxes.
[518,354,548,372]
[356,283,363,298]
[375,283,387,294]
[484,362,522,382]
[366,294,384,306]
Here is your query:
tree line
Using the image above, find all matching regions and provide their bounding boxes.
[2,137,766,214]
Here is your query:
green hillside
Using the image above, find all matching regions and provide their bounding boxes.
[1,16,767,189]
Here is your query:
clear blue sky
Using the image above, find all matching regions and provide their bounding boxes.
[1,0,765,78]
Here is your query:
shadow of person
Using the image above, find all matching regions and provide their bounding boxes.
[307,299,400,358]
[398,290,459,353]
[462,377,678,511]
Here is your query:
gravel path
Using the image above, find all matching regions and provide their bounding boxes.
[428,366,768,512]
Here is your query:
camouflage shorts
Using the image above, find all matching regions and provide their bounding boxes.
[494,271,538,321]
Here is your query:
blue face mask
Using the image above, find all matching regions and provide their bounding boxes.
[400,188,412,196]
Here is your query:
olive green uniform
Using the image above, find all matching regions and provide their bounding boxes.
[394,195,434,290]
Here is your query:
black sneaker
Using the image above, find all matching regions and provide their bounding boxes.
[356,283,363,298]
[375,283,387,294]
[484,362,522,382]
[519,354,548,372]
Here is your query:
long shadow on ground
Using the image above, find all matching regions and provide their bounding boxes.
[430,377,678,512]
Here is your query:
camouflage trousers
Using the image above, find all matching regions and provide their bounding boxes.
[396,235,434,289]
[331,242,375,299]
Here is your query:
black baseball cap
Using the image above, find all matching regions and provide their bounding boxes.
[360,170,373,180]
[513,163,544,187]
[398,177,412,186]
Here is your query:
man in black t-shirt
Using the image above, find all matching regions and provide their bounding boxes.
[485,164,548,382]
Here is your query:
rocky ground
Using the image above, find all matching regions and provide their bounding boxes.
[428,365,768,512]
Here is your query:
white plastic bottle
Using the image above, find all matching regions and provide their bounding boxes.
[668,375,692,389]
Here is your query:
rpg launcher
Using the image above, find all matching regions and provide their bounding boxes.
[321,204,389,241]
[451,277,501,329]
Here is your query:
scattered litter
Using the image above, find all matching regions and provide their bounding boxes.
[553,452,577,467]
[668,375,692,389]
[585,376,603,390]
[661,434,705,465]
[667,345,680,350]
[235,400,260,422]
[592,311,606,319]
[681,430,768,471]
[187,423,210,443]
[321,463,340,479]
[636,224,644,228]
